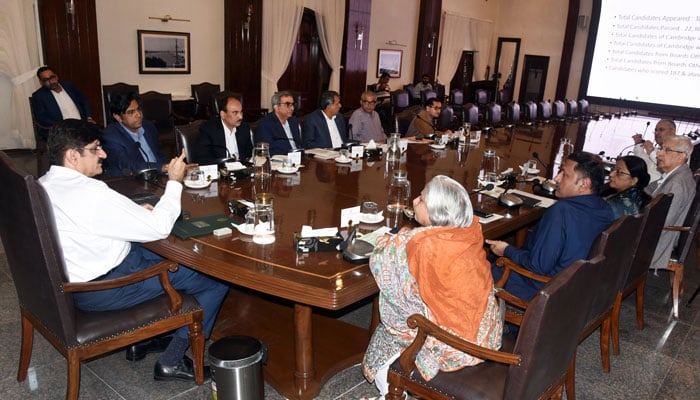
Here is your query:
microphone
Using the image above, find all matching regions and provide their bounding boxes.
[134,141,152,169]
[471,183,495,195]
[207,143,236,163]
[348,123,353,141]
[619,121,651,157]
[641,121,651,140]
[134,141,158,181]
[532,152,549,169]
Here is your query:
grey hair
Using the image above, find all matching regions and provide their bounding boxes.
[271,90,294,107]
[423,175,474,227]
[319,90,339,110]
[664,135,693,161]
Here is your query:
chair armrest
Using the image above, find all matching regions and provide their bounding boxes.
[663,226,690,232]
[495,289,527,326]
[397,314,521,374]
[62,260,183,313]
[495,257,552,287]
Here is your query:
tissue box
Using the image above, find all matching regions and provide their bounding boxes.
[294,234,343,253]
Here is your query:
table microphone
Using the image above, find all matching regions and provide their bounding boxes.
[532,152,549,169]
[134,142,158,181]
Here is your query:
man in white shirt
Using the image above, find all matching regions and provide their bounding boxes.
[302,90,348,149]
[631,119,676,182]
[348,91,386,143]
[39,119,228,382]
[193,95,254,164]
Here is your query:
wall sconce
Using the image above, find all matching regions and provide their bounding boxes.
[242,4,253,42]
[426,32,437,57]
[65,0,76,31]
[355,24,364,50]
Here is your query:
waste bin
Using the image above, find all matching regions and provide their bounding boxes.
[209,336,267,400]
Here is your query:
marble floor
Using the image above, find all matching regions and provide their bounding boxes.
[1,150,699,399]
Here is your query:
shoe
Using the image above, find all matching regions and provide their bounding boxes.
[153,356,211,382]
[126,335,173,361]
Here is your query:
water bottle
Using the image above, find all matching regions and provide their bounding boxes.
[253,193,275,244]
[253,142,271,195]
[386,132,401,162]
[387,169,411,213]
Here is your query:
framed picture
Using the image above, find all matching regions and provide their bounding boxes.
[137,30,191,74]
[377,49,402,78]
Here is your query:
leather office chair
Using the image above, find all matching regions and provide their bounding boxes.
[486,102,502,127]
[552,100,566,120]
[28,96,50,176]
[140,91,177,158]
[191,82,221,120]
[390,89,410,115]
[611,194,673,354]
[437,105,455,132]
[495,214,643,400]
[175,119,205,163]
[524,101,538,124]
[578,99,589,115]
[420,89,437,106]
[435,83,446,102]
[660,174,700,318]
[464,103,480,126]
[505,101,520,126]
[450,89,464,123]
[566,99,578,119]
[474,88,489,107]
[538,100,552,122]
[103,82,139,125]
[0,151,205,400]
[387,256,602,400]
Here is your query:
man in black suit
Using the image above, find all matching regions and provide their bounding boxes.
[255,91,302,156]
[302,90,348,149]
[31,66,94,140]
[193,95,254,164]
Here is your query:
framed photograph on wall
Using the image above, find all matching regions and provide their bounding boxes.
[137,30,191,74]
[377,49,402,78]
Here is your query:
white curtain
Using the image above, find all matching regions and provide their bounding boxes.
[0,0,41,150]
[260,0,304,109]
[470,18,493,82]
[436,12,472,93]
[312,0,345,92]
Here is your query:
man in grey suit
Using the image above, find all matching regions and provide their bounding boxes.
[645,135,695,271]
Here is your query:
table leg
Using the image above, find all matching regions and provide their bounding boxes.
[294,304,315,395]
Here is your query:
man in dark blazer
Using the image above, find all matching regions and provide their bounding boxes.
[31,66,93,139]
[101,93,168,177]
[302,90,348,149]
[193,95,254,165]
[255,91,302,155]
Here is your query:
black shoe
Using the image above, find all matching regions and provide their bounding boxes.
[153,356,211,382]
[126,335,173,361]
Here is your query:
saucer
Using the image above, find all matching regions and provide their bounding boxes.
[183,179,211,189]
[429,143,446,150]
[233,223,254,235]
[277,166,299,174]
[359,213,384,224]
[335,157,352,164]
[519,166,540,175]
[477,179,506,187]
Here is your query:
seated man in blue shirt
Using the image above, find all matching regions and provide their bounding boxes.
[486,151,615,301]
[102,92,168,177]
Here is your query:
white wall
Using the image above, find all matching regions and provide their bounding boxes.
[95,0,224,100]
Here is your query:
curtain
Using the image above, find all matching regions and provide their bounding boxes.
[436,12,472,93]
[470,18,493,82]
[0,0,41,150]
[312,0,345,92]
[260,0,304,109]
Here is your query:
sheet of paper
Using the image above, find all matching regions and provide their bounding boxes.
[300,225,339,237]
[199,164,219,181]
[351,145,364,159]
[340,206,361,227]
[287,151,302,166]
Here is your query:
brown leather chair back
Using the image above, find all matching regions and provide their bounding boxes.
[0,151,78,347]
[464,103,479,125]
[175,120,205,163]
[538,100,552,120]
[420,89,437,105]
[103,83,139,125]
[474,88,488,106]
[191,82,221,120]
[505,101,520,124]
[524,101,538,122]
[622,193,673,290]
[566,99,578,117]
[506,256,602,399]
[578,98,589,115]
[486,102,502,126]
[450,89,464,106]
[437,105,454,131]
[553,100,566,119]
[390,90,410,114]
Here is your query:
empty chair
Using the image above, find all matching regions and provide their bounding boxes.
[0,151,206,400]
[524,101,538,124]
[191,82,221,120]
[486,102,502,127]
[578,99,590,115]
[437,105,455,131]
[464,103,480,126]
[175,119,205,163]
[505,101,520,125]
[390,89,410,115]
[553,100,566,119]
[420,89,437,105]
[435,83,446,102]
[103,82,139,125]
[474,88,489,106]
[566,99,578,118]
[538,100,552,121]
[450,89,465,123]
[140,91,176,157]
[387,256,602,400]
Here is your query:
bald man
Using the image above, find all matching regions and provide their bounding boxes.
[632,119,676,182]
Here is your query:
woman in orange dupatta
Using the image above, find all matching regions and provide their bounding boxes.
[362,175,502,398]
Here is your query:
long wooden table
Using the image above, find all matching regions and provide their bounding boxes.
[109,124,575,399]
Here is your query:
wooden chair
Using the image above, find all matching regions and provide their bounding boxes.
[102,82,139,125]
[495,214,643,400]
[387,256,602,400]
[0,151,205,400]
[191,82,221,120]
[175,119,205,163]
[611,194,673,354]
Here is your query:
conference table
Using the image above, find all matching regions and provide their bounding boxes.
[108,119,607,400]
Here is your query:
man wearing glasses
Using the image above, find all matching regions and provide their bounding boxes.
[255,91,302,155]
[194,95,254,164]
[348,91,386,143]
[632,119,676,182]
[31,66,94,140]
[406,98,452,139]
[645,135,695,271]
[102,92,169,177]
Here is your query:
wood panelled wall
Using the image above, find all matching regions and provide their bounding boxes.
[38,0,103,125]
[340,0,372,108]
[413,0,442,83]
[224,0,263,110]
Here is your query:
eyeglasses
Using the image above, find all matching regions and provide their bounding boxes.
[40,74,57,83]
[123,108,142,116]
[278,102,295,108]
[82,145,103,153]
[658,147,685,154]
[361,100,377,105]
[611,168,631,176]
